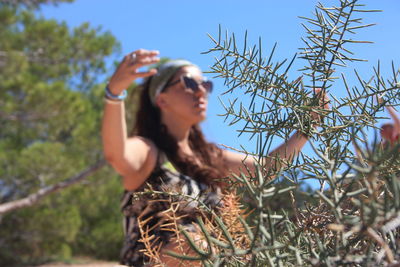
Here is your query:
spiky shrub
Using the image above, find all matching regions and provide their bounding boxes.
[137,0,400,266]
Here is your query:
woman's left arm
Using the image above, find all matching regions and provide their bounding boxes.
[222,88,329,178]
[222,131,309,178]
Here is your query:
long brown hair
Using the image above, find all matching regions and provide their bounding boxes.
[131,77,226,186]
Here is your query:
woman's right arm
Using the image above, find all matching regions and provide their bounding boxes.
[101,49,160,190]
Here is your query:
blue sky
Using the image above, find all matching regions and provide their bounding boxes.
[40,0,400,163]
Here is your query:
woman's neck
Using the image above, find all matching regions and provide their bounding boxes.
[161,114,192,153]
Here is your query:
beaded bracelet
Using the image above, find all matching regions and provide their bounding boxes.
[105,85,127,101]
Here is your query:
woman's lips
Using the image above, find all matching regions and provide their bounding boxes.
[195,102,207,110]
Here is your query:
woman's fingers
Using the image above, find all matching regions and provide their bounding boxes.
[126,55,160,77]
[386,106,400,139]
[126,49,159,69]
[124,49,159,61]
[125,49,160,74]
[381,123,396,143]
[377,96,400,139]
[134,68,158,78]
[313,88,330,111]
[108,49,159,93]
[132,56,160,70]
[309,88,330,126]
[135,49,159,57]
[122,50,159,68]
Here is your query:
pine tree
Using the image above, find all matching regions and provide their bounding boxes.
[0,1,124,265]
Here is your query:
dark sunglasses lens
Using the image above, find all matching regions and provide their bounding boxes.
[183,76,213,93]
[202,80,213,93]
[183,76,197,91]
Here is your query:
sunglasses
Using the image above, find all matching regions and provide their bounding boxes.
[165,74,213,94]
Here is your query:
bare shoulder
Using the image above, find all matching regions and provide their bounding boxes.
[125,136,158,166]
[127,136,157,151]
[122,136,159,190]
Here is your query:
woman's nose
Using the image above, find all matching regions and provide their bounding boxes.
[195,84,207,96]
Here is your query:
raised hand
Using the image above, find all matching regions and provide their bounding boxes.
[381,106,400,146]
[310,87,330,126]
[108,49,160,95]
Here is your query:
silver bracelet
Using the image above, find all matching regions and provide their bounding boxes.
[105,85,127,100]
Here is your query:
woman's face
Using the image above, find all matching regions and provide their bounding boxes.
[157,66,210,124]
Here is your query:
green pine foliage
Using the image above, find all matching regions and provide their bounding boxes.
[0,1,125,266]
[169,0,400,266]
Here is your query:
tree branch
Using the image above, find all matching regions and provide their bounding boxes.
[0,159,107,215]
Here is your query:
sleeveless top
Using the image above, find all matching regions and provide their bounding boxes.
[119,151,223,267]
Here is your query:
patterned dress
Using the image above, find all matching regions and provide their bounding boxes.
[119,152,222,266]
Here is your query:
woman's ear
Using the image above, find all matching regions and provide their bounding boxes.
[155,94,168,110]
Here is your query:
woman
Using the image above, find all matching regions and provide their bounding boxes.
[102,49,318,266]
